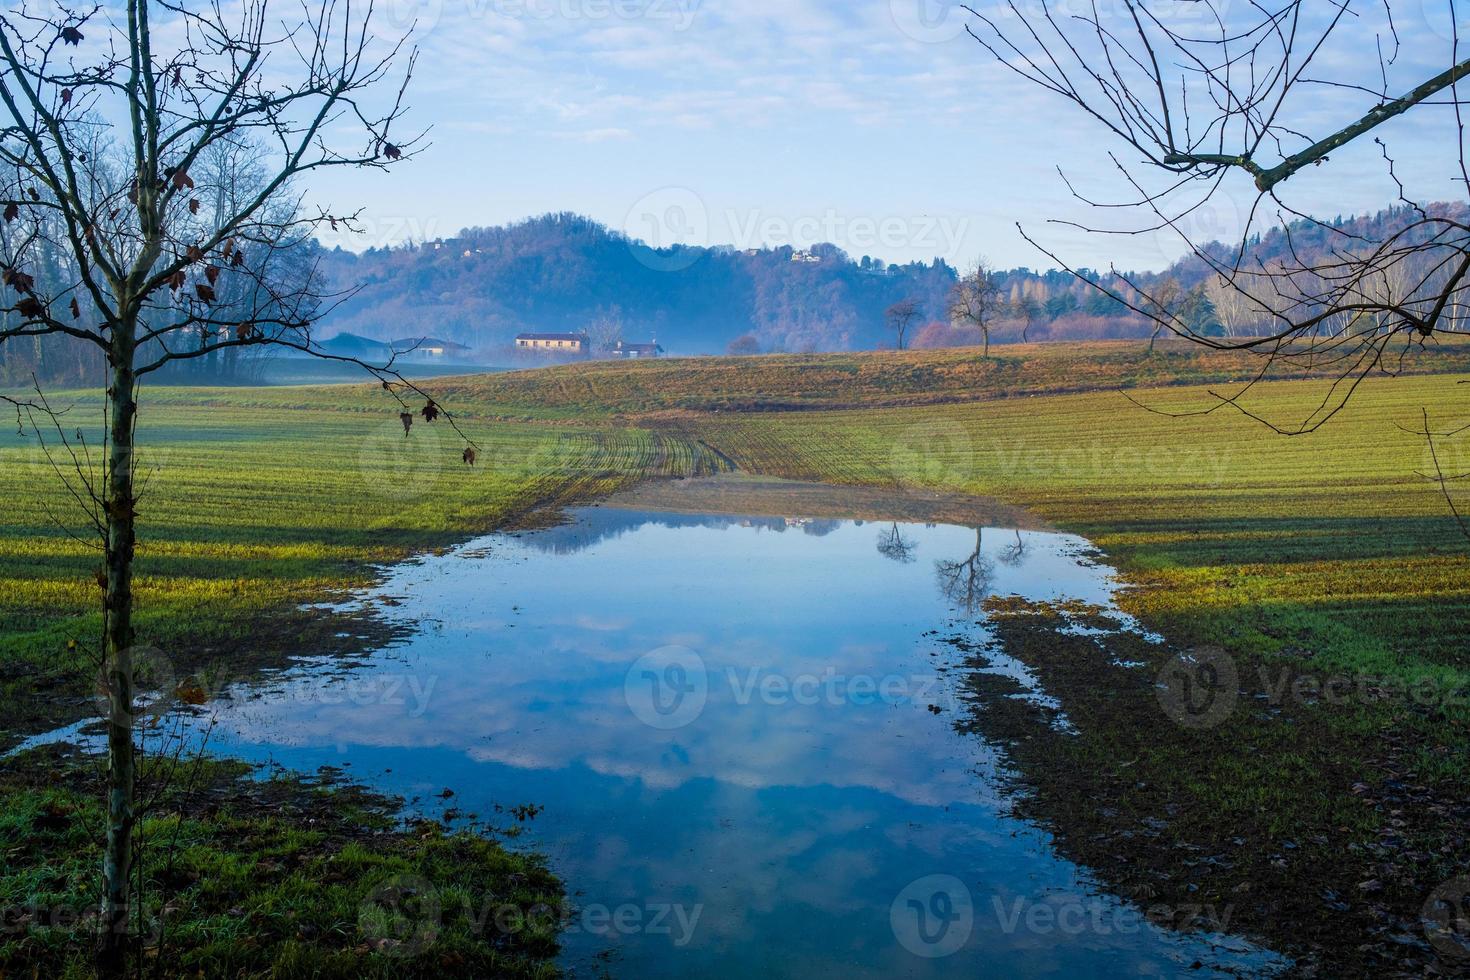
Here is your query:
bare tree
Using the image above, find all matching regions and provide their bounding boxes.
[0,0,472,967]
[949,259,1001,355]
[586,305,624,356]
[1013,295,1041,343]
[965,1,1470,431]
[884,297,922,350]
[727,333,761,356]
[1204,274,1255,340]
[1143,277,1182,354]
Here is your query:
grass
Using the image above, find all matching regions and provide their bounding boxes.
[0,744,563,978]
[4,339,1470,974]
[422,335,1470,419]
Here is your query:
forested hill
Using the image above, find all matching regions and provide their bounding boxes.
[315,213,958,356]
[313,204,1470,357]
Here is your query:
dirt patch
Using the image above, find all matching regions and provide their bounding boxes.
[946,597,1470,978]
[597,473,1054,530]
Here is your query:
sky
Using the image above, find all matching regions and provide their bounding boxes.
[307,0,1470,272]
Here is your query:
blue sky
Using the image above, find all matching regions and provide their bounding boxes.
[311,0,1470,272]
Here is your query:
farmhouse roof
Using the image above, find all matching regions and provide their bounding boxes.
[517,332,587,341]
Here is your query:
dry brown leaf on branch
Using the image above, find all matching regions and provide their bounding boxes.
[4,269,36,293]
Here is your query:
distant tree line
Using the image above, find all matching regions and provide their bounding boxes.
[14,204,1455,382]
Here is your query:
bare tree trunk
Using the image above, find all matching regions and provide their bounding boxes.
[98,321,137,973]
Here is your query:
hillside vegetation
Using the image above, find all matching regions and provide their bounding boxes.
[306,204,1470,357]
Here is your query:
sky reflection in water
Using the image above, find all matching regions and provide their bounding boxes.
[170,506,1286,978]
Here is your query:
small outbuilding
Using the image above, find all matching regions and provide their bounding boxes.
[612,341,664,359]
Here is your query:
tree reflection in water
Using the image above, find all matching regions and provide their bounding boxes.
[875,522,918,564]
[934,528,996,614]
[998,530,1029,568]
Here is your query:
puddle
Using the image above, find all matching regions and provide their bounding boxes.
[22,496,1288,977]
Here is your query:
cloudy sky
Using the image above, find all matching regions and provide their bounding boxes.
[313,0,1470,271]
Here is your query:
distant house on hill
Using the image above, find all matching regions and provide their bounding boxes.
[516,332,589,354]
[390,337,471,360]
[320,332,392,362]
[612,340,664,359]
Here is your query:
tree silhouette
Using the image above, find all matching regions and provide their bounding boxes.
[0,0,464,967]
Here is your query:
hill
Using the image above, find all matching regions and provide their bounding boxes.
[315,212,957,357]
[313,203,1470,359]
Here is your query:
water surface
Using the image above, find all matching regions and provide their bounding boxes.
[111,503,1286,976]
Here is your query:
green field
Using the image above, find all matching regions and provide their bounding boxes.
[4,339,1469,974]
